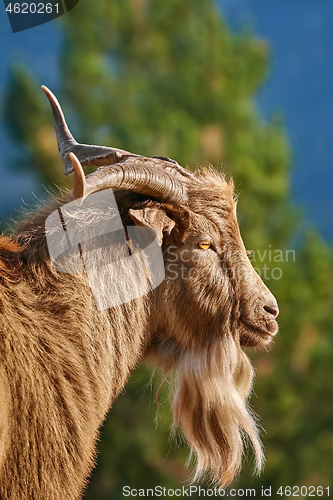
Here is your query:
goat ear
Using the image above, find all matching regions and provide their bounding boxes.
[128,208,175,246]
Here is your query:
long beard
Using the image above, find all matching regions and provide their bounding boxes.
[170,334,264,487]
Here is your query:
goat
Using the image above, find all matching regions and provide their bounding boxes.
[0,86,279,499]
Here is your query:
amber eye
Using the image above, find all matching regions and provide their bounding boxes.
[199,241,211,250]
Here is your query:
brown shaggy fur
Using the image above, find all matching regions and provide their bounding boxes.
[0,168,277,498]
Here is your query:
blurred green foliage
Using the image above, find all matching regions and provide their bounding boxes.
[2,0,333,497]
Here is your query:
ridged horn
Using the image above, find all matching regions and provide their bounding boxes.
[42,85,138,175]
[69,153,190,206]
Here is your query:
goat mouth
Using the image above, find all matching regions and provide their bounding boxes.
[268,319,279,335]
[238,318,278,347]
[243,317,278,336]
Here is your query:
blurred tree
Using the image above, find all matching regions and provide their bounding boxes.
[2,0,333,497]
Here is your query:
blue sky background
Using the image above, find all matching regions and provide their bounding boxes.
[218,0,333,242]
[0,1,332,240]
[0,6,61,218]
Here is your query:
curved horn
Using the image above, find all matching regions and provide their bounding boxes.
[42,86,138,175]
[42,86,200,205]
[42,86,197,183]
[69,153,190,206]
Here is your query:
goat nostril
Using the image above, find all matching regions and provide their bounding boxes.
[264,303,279,319]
